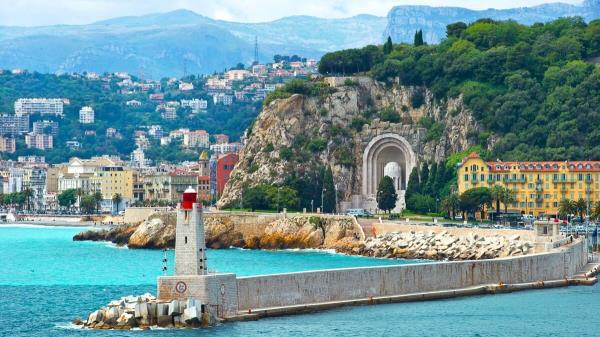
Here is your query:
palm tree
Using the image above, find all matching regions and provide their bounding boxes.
[112,193,123,214]
[441,194,460,219]
[490,186,504,222]
[558,199,575,220]
[591,201,600,221]
[22,188,33,211]
[575,198,588,221]
[501,188,517,214]
[93,191,103,214]
[76,188,84,212]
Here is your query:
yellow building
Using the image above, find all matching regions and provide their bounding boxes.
[90,166,134,200]
[457,152,600,216]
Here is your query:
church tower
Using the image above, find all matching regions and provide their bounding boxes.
[198,150,209,176]
[174,187,207,275]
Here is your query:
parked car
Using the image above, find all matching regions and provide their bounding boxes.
[345,209,372,218]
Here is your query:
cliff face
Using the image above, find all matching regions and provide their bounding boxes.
[383,2,600,44]
[218,77,479,208]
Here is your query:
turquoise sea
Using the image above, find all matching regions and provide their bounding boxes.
[1,225,599,336]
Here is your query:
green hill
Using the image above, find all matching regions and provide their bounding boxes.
[320,17,600,161]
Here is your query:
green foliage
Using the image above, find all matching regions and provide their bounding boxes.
[376,176,398,213]
[57,189,77,209]
[406,193,436,214]
[263,143,274,153]
[343,78,359,86]
[322,166,336,213]
[279,147,294,161]
[460,187,492,218]
[320,18,600,160]
[350,117,368,131]
[414,29,424,46]
[379,107,400,123]
[411,90,425,108]
[406,167,421,197]
[383,36,393,55]
[318,45,384,75]
[79,195,96,214]
[307,138,327,153]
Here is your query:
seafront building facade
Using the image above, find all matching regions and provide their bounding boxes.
[458,152,600,217]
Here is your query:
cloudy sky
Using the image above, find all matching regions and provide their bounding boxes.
[0,0,584,26]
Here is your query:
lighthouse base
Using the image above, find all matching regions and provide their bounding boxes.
[157,273,238,319]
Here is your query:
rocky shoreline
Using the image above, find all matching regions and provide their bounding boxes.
[73,211,534,261]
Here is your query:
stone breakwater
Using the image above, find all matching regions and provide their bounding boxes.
[357,231,533,260]
[75,294,214,330]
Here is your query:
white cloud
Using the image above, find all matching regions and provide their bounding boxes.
[0,0,585,26]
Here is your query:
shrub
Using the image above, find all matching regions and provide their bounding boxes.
[307,138,327,153]
[263,143,274,153]
[351,117,368,131]
[379,107,400,123]
[406,193,437,214]
[279,147,293,161]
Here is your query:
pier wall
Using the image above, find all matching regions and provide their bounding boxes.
[236,239,586,310]
[368,222,535,240]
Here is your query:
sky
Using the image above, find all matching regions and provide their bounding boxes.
[0,0,585,27]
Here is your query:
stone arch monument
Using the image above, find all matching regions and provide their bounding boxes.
[359,133,418,213]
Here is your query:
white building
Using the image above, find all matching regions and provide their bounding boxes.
[15,98,64,116]
[130,148,150,168]
[225,69,250,81]
[161,107,177,120]
[183,130,209,148]
[148,125,163,138]
[79,106,95,124]
[179,82,194,91]
[25,133,53,150]
[181,99,208,114]
[210,142,242,154]
[212,93,233,106]
[126,100,142,107]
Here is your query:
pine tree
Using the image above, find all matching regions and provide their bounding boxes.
[322,166,336,213]
[383,36,393,55]
[414,29,424,46]
[419,162,430,194]
[425,162,437,196]
[433,162,447,198]
[377,176,398,213]
[406,167,421,200]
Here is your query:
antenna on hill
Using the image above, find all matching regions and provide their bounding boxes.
[254,36,259,65]
[183,58,188,78]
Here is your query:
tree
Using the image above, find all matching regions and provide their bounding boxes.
[459,187,492,220]
[93,191,103,214]
[322,166,336,213]
[447,22,467,38]
[377,176,398,213]
[406,193,436,214]
[80,195,96,214]
[243,185,268,211]
[558,199,575,220]
[433,163,447,198]
[112,193,123,214]
[440,194,461,219]
[591,201,600,221]
[490,185,505,220]
[414,29,424,46]
[383,36,393,55]
[57,189,77,210]
[419,162,430,194]
[406,167,421,197]
[501,188,516,214]
[424,162,437,195]
[22,188,33,211]
[574,198,588,220]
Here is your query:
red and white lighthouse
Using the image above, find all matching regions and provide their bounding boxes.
[174,186,207,276]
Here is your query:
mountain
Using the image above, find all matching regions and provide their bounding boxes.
[384,0,600,43]
[0,10,386,78]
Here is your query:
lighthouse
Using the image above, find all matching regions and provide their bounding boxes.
[174,186,207,275]
[157,186,239,319]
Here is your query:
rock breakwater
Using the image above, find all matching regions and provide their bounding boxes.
[358,231,532,260]
[76,294,214,330]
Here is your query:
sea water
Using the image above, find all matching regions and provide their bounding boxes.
[1,225,599,336]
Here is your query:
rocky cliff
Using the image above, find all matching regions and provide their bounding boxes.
[218,76,479,208]
[74,213,364,252]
